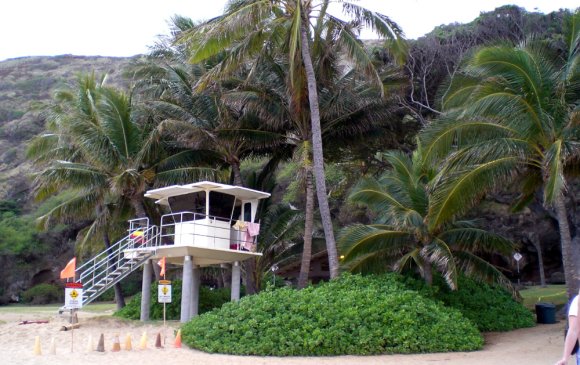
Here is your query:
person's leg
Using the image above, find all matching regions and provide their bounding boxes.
[576,350,580,364]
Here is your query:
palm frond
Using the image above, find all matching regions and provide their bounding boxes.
[425,238,458,290]
[428,155,519,229]
[454,251,516,297]
[33,162,107,201]
[339,224,412,261]
[543,138,567,204]
[440,227,514,255]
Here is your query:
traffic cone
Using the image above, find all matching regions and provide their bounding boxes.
[86,334,94,352]
[33,336,41,356]
[111,334,121,352]
[174,329,182,348]
[139,332,148,350]
[124,333,132,351]
[96,333,105,352]
[49,337,56,355]
[155,332,163,349]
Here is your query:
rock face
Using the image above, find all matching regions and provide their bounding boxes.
[0,55,135,204]
[0,55,135,302]
[470,186,580,285]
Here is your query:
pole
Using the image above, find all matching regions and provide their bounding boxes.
[517,261,520,286]
[163,272,166,345]
[71,310,74,353]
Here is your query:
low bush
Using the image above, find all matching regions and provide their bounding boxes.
[21,283,62,304]
[434,276,534,332]
[181,274,483,356]
[402,274,535,332]
[114,280,231,320]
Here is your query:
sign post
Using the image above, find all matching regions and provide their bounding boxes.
[513,252,523,286]
[158,280,171,330]
[271,264,279,286]
[64,282,83,352]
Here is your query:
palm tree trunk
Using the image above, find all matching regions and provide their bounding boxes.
[299,15,339,279]
[554,193,578,299]
[131,197,147,219]
[103,232,126,309]
[221,267,231,289]
[245,258,258,294]
[529,233,546,287]
[231,160,243,187]
[298,168,314,289]
[423,261,433,286]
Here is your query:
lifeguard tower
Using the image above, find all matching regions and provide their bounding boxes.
[73,181,270,322]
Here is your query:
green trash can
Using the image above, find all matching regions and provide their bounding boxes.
[535,302,556,324]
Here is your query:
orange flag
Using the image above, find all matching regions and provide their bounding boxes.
[60,257,76,279]
[158,257,166,278]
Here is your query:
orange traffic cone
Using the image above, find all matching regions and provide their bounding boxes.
[139,332,148,350]
[124,333,132,351]
[96,333,105,352]
[111,334,121,352]
[174,329,182,348]
[49,337,56,355]
[155,332,163,349]
[33,336,42,356]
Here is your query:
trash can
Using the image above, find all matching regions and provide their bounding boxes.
[535,302,556,324]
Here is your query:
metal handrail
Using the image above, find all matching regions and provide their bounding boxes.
[75,222,160,305]
[76,224,156,280]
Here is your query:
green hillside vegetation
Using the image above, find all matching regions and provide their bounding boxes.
[0,4,577,356]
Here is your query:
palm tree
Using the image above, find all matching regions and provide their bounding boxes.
[178,0,407,279]
[339,149,515,292]
[419,12,580,297]
[28,74,215,308]
[230,49,397,287]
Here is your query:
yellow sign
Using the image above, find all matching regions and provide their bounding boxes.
[158,282,172,303]
[64,287,83,309]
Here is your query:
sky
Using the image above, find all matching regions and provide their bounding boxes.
[1,0,578,62]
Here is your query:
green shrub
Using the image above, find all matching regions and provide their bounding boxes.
[404,274,535,332]
[21,283,63,304]
[434,276,534,332]
[181,274,483,356]
[114,280,232,320]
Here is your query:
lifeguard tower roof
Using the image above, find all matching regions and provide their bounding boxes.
[144,181,271,205]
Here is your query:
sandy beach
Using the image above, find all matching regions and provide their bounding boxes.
[0,307,570,365]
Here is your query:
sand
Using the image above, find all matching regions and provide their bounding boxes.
[0,308,571,365]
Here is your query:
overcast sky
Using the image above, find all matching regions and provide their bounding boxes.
[1,0,578,61]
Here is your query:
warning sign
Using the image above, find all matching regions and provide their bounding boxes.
[158,280,172,303]
[64,282,83,309]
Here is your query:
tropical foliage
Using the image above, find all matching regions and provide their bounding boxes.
[404,274,535,331]
[339,149,515,292]
[419,11,580,296]
[178,0,407,279]
[114,281,232,320]
[12,3,578,346]
[181,274,483,356]
[26,74,216,307]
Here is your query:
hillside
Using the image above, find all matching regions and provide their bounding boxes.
[0,55,136,204]
[0,5,576,304]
